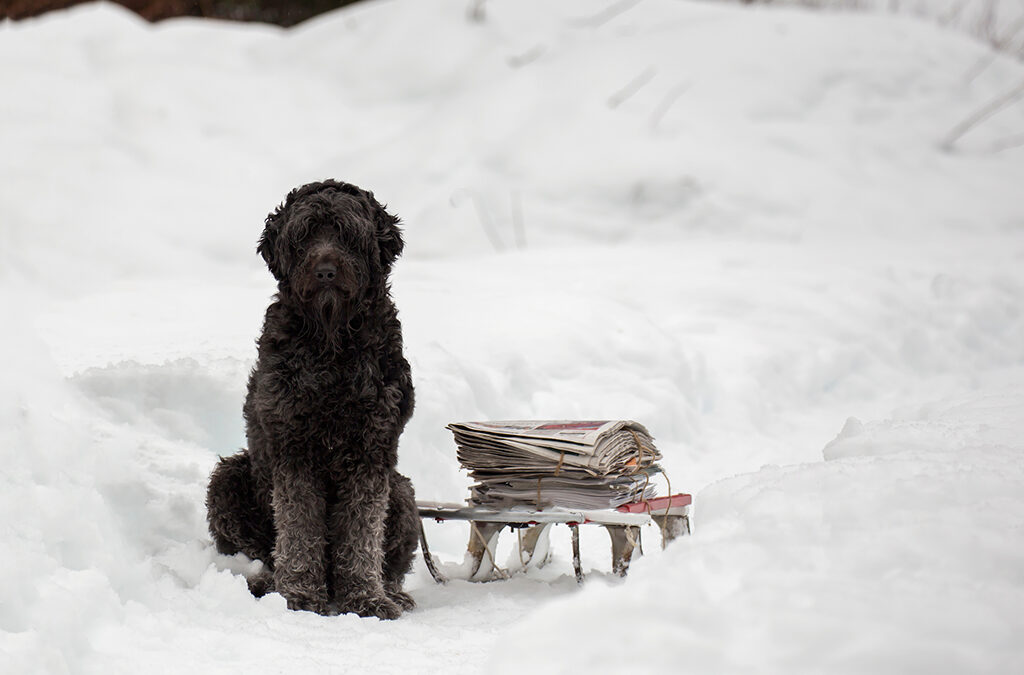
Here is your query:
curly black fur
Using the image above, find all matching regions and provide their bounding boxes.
[206,180,418,619]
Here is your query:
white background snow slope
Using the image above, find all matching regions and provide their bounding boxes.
[2,1,1024,673]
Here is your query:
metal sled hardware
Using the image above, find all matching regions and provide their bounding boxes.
[416,494,691,583]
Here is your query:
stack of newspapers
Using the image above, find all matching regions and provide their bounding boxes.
[447,420,663,510]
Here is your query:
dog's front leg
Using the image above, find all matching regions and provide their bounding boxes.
[271,461,330,614]
[329,465,400,620]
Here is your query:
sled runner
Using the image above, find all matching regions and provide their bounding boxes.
[416,493,691,583]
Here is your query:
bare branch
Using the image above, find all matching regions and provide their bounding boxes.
[507,45,546,69]
[942,77,1024,151]
[510,190,526,250]
[569,0,643,28]
[467,0,486,24]
[450,189,505,252]
[608,67,657,109]
[649,82,691,134]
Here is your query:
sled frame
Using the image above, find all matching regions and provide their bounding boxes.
[416,494,691,584]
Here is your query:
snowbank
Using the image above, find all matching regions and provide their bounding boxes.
[492,392,1024,674]
[1,0,1023,672]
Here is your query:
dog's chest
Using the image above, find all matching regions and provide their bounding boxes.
[271,345,384,424]
[308,353,379,404]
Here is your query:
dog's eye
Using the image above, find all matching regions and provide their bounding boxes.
[284,218,314,244]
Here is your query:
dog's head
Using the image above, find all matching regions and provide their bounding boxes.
[258,180,404,326]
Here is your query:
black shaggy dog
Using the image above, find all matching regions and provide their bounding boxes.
[206,180,418,619]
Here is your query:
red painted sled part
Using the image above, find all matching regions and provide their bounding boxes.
[616,493,692,513]
[416,494,692,584]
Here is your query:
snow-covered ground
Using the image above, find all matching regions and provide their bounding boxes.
[2,0,1024,672]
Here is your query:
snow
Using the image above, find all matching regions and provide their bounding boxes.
[2,0,1024,672]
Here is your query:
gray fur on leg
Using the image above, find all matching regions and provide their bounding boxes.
[271,462,330,614]
[383,471,418,610]
[328,465,397,618]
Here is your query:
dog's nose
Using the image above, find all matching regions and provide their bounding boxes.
[315,262,337,283]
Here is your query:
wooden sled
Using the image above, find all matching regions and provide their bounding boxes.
[416,494,691,583]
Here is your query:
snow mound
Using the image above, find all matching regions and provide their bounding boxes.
[492,393,1024,674]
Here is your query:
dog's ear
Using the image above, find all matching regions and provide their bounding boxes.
[259,182,328,280]
[258,203,285,281]
[368,193,404,268]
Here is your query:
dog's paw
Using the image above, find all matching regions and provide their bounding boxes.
[286,595,332,615]
[385,588,416,611]
[246,569,275,598]
[334,594,403,620]
[288,602,331,618]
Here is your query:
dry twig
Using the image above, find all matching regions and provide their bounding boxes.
[942,77,1024,151]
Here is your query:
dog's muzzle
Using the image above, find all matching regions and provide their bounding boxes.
[301,247,366,302]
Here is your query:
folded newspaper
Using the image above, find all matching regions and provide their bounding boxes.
[447,420,663,510]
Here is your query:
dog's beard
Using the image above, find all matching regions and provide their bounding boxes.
[309,287,350,337]
[291,256,369,343]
